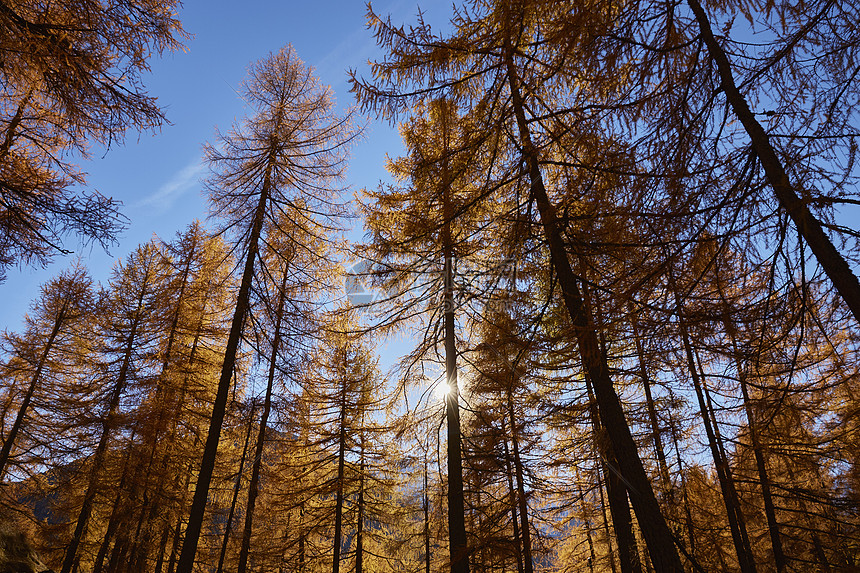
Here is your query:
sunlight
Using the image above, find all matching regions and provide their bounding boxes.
[437,381,451,398]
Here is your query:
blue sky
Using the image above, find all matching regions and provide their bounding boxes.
[0,1,453,332]
[3,1,858,338]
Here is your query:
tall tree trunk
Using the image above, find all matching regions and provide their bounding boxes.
[92,429,138,573]
[584,509,597,573]
[581,284,643,573]
[298,498,306,573]
[332,408,348,573]
[499,419,524,573]
[584,371,642,573]
[0,299,68,478]
[670,419,697,564]
[166,468,193,573]
[629,311,672,495]
[160,310,208,573]
[669,274,757,573]
[216,403,256,573]
[237,267,289,573]
[176,147,274,573]
[356,434,365,573]
[439,101,470,573]
[501,23,682,571]
[505,391,535,573]
[127,247,197,573]
[784,463,836,571]
[61,301,145,573]
[424,454,432,573]
[597,467,620,573]
[715,277,786,572]
[153,520,172,573]
[685,0,860,326]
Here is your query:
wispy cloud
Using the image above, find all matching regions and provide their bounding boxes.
[134,157,206,213]
[314,0,414,95]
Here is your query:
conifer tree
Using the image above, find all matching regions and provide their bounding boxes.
[304,309,383,573]
[352,3,683,569]
[0,261,94,480]
[60,240,170,573]
[0,0,187,276]
[177,45,357,572]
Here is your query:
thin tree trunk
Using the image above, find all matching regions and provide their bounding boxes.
[584,371,642,573]
[425,454,432,573]
[732,345,785,572]
[237,267,289,573]
[715,278,786,572]
[670,274,756,573]
[784,463,835,571]
[332,409,348,573]
[299,498,306,573]
[439,101,470,573]
[176,147,275,573]
[629,311,672,495]
[127,247,197,573]
[581,284,643,573]
[166,472,190,573]
[505,392,535,573]
[216,403,257,573]
[584,511,597,573]
[597,467,620,573]
[499,419,524,573]
[356,434,365,573]
[501,25,682,571]
[0,299,68,479]
[670,419,696,563]
[154,521,172,573]
[92,429,138,573]
[107,530,132,573]
[686,0,860,326]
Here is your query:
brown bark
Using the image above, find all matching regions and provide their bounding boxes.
[629,311,672,495]
[356,435,365,573]
[215,403,256,573]
[717,291,786,572]
[332,399,347,573]
[440,101,470,573]
[92,429,138,573]
[503,43,681,567]
[670,274,757,573]
[176,147,274,573]
[424,455,432,573]
[500,418,525,573]
[504,391,535,573]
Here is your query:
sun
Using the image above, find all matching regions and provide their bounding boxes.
[437,381,451,398]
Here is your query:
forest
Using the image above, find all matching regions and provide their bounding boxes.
[1,0,859,572]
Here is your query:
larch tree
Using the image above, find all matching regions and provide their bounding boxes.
[176,44,358,572]
[88,223,234,573]
[235,216,335,573]
[357,96,504,573]
[0,261,95,481]
[0,0,187,278]
[302,308,384,573]
[60,240,171,573]
[352,2,683,569]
